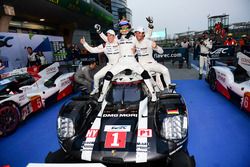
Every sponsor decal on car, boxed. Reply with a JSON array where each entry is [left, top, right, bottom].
[[104, 125, 131, 132], [85, 129, 99, 138], [46, 66, 57, 75], [217, 72, 226, 83], [240, 57, 250, 66], [105, 131, 127, 148], [137, 129, 152, 137], [102, 113, 137, 117]]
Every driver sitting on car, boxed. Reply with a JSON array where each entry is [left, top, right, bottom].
[[97, 19, 157, 102]]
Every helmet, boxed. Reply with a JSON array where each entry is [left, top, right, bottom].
[[227, 33, 233, 37], [118, 19, 131, 28]]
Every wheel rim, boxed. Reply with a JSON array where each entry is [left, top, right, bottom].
[[0, 105, 19, 135]]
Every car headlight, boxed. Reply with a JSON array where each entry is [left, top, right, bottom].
[[160, 115, 188, 140], [57, 117, 75, 139]]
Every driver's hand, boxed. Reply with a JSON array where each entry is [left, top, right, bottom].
[[146, 16, 153, 23], [94, 24, 102, 34], [80, 36, 86, 45]]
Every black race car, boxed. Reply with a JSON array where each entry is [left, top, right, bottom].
[[46, 72, 195, 167]]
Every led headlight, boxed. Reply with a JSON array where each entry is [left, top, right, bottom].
[[57, 117, 75, 138], [160, 115, 188, 140]]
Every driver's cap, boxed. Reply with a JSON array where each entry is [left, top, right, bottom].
[[135, 26, 145, 33], [106, 29, 115, 36]]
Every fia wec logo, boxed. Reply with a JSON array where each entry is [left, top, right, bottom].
[[210, 48, 229, 57], [0, 36, 13, 48]]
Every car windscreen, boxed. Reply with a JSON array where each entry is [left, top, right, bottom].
[[106, 83, 146, 104]]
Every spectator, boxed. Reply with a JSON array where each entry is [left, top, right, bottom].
[[239, 34, 248, 52], [26, 47, 39, 67], [199, 31, 212, 80], [224, 33, 237, 46], [181, 38, 191, 68], [74, 61, 97, 95], [36, 51, 47, 65]]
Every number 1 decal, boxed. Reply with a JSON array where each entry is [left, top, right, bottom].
[[105, 132, 126, 148]]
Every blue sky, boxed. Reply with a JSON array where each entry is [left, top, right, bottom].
[[127, 0, 250, 37]]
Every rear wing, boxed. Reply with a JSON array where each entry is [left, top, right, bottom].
[[0, 67, 27, 79], [237, 52, 250, 73]]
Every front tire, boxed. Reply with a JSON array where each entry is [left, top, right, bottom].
[[208, 68, 217, 91], [168, 150, 195, 167], [0, 102, 20, 136]]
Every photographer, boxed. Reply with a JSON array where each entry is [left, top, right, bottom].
[[199, 31, 212, 80]]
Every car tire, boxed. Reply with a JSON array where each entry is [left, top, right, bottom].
[[0, 102, 20, 136], [45, 148, 80, 163], [208, 68, 217, 91], [168, 150, 195, 167]]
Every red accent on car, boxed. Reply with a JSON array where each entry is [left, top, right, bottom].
[[242, 92, 250, 112], [57, 84, 73, 101], [30, 95, 43, 112], [216, 80, 230, 99]]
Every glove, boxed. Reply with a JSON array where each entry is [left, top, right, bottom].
[[146, 16, 153, 23], [146, 16, 154, 29], [94, 24, 102, 34]]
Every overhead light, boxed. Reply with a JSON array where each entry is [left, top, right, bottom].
[[40, 18, 45, 22]]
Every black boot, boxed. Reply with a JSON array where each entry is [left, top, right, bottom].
[[199, 74, 202, 80]]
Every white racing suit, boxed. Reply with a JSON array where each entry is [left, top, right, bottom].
[[199, 38, 212, 76], [82, 42, 120, 94], [98, 33, 157, 102], [135, 38, 171, 91]]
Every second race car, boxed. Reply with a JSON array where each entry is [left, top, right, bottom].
[[206, 51, 250, 112], [0, 62, 74, 136]]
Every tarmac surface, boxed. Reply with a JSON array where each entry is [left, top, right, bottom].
[[160, 60, 199, 80]]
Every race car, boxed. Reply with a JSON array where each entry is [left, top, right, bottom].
[[0, 62, 74, 136], [46, 70, 195, 167], [206, 51, 250, 112]]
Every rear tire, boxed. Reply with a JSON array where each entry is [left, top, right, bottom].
[[0, 102, 20, 136]]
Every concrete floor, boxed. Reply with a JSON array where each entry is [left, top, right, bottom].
[[161, 61, 199, 80]]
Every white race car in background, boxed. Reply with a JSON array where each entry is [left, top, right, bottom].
[[207, 51, 250, 113], [0, 62, 74, 136]]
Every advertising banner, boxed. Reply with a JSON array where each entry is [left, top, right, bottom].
[[153, 48, 188, 62], [0, 32, 65, 73]]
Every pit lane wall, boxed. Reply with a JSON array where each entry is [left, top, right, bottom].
[[0, 32, 66, 73]]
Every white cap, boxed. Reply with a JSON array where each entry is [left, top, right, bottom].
[[106, 29, 115, 36], [135, 26, 145, 33]]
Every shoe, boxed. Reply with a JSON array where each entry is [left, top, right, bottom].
[[90, 88, 99, 95], [151, 92, 157, 102], [98, 93, 105, 102], [199, 74, 202, 80]]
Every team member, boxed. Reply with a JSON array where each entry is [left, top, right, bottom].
[[74, 61, 97, 95], [80, 29, 120, 95], [134, 26, 171, 90], [97, 19, 157, 102], [224, 33, 237, 46], [199, 31, 213, 80]]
